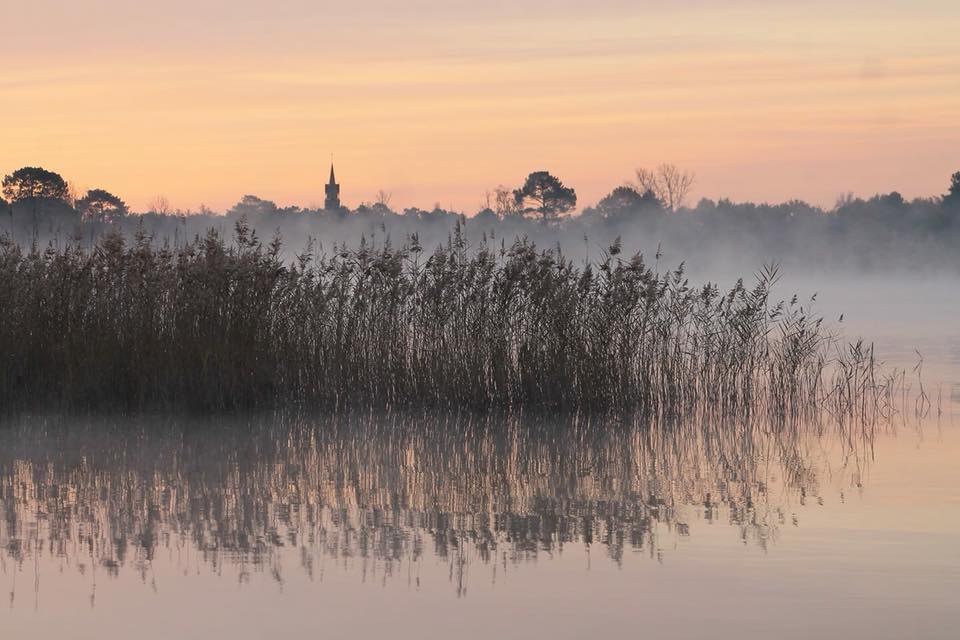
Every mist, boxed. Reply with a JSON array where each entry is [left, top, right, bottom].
[[3, 170, 959, 278]]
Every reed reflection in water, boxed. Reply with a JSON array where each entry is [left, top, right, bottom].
[[0, 411, 875, 603]]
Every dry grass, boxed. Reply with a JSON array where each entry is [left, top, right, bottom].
[[0, 220, 885, 414]]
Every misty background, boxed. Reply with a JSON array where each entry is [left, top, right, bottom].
[[3, 164, 958, 278]]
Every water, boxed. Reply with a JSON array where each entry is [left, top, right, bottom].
[[2, 301, 959, 639]]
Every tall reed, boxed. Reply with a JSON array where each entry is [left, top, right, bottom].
[[0, 221, 881, 413]]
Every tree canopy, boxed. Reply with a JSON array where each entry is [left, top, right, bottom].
[[2, 166, 69, 202], [596, 186, 663, 219], [943, 171, 960, 210], [229, 195, 280, 217], [513, 171, 577, 223], [77, 188, 128, 222]]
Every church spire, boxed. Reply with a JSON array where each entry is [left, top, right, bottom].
[[324, 163, 341, 210]]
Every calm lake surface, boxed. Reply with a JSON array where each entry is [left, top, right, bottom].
[[2, 288, 958, 639]]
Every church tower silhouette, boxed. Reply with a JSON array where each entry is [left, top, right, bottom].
[[324, 164, 341, 210]]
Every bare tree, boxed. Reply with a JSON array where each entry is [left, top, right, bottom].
[[375, 189, 393, 207], [635, 164, 695, 212], [66, 181, 83, 208], [147, 195, 171, 215], [493, 185, 522, 218], [834, 191, 856, 211]]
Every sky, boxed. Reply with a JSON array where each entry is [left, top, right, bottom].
[[2, 0, 958, 213]]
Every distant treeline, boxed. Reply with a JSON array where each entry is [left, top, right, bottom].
[[2, 165, 959, 274]]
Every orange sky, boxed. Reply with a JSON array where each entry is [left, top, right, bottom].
[[2, 1, 958, 213]]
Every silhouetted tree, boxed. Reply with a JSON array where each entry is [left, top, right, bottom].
[[356, 201, 394, 218], [2, 167, 69, 202], [596, 186, 663, 219], [147, 195, 172, 215], [880, 191, 905, 208], [943, 171, 960, 210], [375, 189, 393, 207], [473, 207, 499, 225], [229, 195, 279, 217], [635, 164, 695, 212], [77, 189, 128, 222], [513, 171, 577, 223], [492, 185, 522, 218]]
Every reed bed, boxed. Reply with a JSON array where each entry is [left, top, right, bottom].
[[0, 221, 883, 413]]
